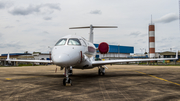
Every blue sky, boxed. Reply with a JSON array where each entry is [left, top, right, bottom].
[[0, 0, 179, 54]]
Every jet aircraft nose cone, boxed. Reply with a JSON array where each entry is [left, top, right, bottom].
[[52, 54, 70, 66]]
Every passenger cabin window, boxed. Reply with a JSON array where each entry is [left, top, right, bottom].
[[55, 38, 67, 46], [68, 38, 81, 45]]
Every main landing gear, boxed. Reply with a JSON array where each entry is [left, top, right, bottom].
[[63, 66, 73, 86], [98, 66, 105, 75]]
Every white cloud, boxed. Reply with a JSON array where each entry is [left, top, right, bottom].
[[43, 17, 52, 20], [8, 3, 60, 15], [42, 31, 49, 35], [0, 0, 179, 54], [4, 26, 14, 29], [0, 32, 3, 38], [0, 43, 22, 49], [128, 31, 146, 37], [0, 1, 12, 9], [0, 1, 6, 9], [154, 13, 179, 23], [90, 10, 102, 14], [129, 31, 141, 37]]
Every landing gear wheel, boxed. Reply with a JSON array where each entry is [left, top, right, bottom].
[[63, 78, 66, 86], [98, 69, 101, 75], [63, 78, 72, 86], [102, 68, 105, 75], [68, 78, 72, 86], [102, 72, 105, 75]]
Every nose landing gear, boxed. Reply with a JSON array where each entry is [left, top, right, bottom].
[[63, 66, 73, 86]]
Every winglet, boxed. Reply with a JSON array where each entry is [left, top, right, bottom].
[[176, 51, 178, 59], [6, 52, 10, 61]]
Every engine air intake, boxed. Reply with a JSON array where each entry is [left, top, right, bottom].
[[98, 42, 109, 54]]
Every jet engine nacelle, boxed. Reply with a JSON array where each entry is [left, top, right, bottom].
[[98, 42, 109, 54]]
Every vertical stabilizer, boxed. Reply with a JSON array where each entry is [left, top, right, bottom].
[[89, 25, 93, 43]]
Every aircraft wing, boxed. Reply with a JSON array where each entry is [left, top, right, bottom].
[[92, 51, 178, 66], [6, 59, 52, 63], [6, 53, 53, 63]]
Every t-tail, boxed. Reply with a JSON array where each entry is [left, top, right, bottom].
[[69, 25, 118, 43]]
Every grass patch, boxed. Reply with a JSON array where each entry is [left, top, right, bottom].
[[138, 62, 180, 66], [18, 64, 39, 66], [152, 64, 180, 66]]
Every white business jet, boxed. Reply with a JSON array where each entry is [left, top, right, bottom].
[[6, 25, 178, 86]]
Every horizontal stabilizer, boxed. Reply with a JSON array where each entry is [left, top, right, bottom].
[[69, 26, 117, 29], [69, 25, 118, 43], [93, 26, 118, 28]]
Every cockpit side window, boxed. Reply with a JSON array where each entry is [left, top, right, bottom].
[[79, 39, 87, 46], [68, 38, 81, 45], [55, 38, 67, 46]]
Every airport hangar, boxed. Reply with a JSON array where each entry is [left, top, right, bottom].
[[0, 44, 134, 66], [94, 44, 134, 60]]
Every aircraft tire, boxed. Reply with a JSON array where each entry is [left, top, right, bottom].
[[102, 68, 105, 75], [102, 72, 105, 75], [63, 78, 66, 86], [68, 78, 72, 85], [98, 69, 101, 75]]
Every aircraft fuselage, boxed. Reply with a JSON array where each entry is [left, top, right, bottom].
[[51, 35, 96, 69]]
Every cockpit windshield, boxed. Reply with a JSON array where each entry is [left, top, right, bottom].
[[68, 38, 81, 45], [55, 38, 67, 46]]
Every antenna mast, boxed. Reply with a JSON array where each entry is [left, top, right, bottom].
[[151, 15, 153, 24]]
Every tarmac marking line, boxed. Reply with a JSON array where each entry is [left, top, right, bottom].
[[6, 78, 12, 80], [135, 71, 180, 86], [5, 76, 44, 81]]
